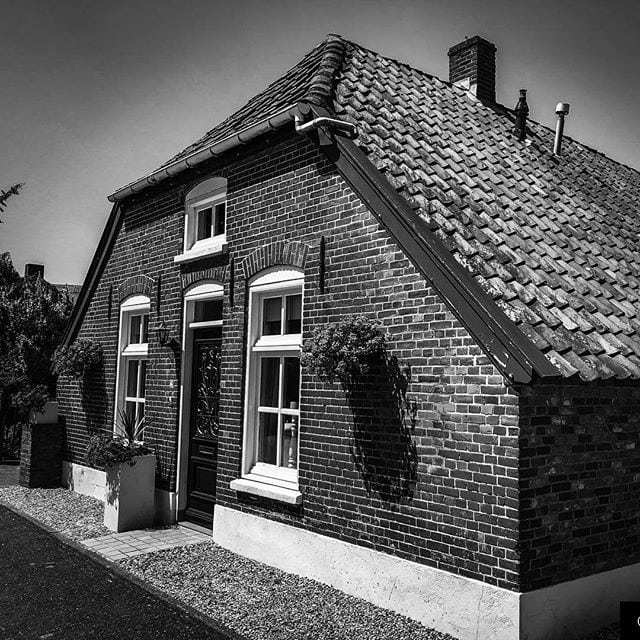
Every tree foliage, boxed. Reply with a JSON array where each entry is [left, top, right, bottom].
[[0, 252, 73, 422], [0, 183, 24, 223], [53, 338, 103, 378]]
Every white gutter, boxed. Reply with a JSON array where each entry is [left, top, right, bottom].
[[108, 103, 299, 202]]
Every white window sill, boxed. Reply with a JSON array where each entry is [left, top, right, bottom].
[[122, 344, 148, 356], [230, 478, 302, 505], [174, 240, 227, 264]]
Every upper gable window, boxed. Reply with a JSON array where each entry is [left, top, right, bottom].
[[174, 177, 227, 264]]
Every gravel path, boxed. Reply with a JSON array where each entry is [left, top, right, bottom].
[[0, 483, 622, 640], [0, 486, 109, 540], [121, 543, 457, 640]]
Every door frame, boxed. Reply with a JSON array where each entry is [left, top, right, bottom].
[[175, 280, 224, 522]]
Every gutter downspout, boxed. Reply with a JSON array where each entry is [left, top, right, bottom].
[[108, 103, 299, 202], [294, 114, 357, 137]]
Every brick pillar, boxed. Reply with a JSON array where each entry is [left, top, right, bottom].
[[448, 36, 497, 104], [19, 423, 63, 488]]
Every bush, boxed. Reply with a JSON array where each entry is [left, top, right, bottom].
[[53, 339, 103, 378], [85, 410, 152, 469], [85, 435, 152, 469], [11, 384, 48, 416], [301, 316, 386, 384]]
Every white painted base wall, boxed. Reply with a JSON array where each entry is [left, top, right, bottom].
[[62, 460, 105, 501], [213, 505, 640, 640], [61, 460, 177, 525]]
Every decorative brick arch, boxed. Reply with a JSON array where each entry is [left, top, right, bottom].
[[117, 275, 155, 302], [241, 241, 309, 281], [181, 265, 228, 290]]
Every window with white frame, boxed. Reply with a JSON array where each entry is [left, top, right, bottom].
[[115, 295, 150, 428], [174, 177, 227, 264], [235, 268, 303, 498]]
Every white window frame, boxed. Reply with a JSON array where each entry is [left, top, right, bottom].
[[114, 295, 150, 435], [231, 268, 303, 505], [174, 177, 227, 264]]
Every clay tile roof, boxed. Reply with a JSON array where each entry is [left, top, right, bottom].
[[159, 35, 640, 382], [160, 34, 346, 168]]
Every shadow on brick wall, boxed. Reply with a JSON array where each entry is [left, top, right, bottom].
[[80, 362, 108, 434], [346, 355, 418, 503]]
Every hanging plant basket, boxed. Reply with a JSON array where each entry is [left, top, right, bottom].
[[301, 316, 386, 385], [52, 338, 103, 378]]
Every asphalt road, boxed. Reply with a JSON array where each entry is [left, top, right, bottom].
[[0, 504, 240, 640]]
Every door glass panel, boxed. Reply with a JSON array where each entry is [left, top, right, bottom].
[[259, 358, 279, 407], [285, 295, 302, 334], [197, 207, 213, 240], [126, 360, 139, 397], [262, 297, 281, 335], [282, 357, 300, 409], [194, 342, 221, 437], [257, 412, 278, 464], [194, 299, 223, 323]]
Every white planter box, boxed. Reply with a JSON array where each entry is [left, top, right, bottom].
[[104, 454, 155, 532]]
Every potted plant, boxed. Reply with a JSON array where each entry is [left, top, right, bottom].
[[86, 409, 155, 532], [301, 315, 387, 385]]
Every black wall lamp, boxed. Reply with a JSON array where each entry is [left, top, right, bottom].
[[155, 320, 171, 347]]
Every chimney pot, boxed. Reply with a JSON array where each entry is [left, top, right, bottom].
[[514, 89, 529, 141], [448, 36, 497, 104], [24, 263, 44, 279]]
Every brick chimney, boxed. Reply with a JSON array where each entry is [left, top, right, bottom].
[[24, 263, 44, 279], [448, 36, 497, 104]]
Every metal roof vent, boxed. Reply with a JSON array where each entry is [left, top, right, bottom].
[[554, 102, 570, 156]]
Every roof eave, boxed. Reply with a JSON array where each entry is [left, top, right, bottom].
[[107, 104, 299, 203]]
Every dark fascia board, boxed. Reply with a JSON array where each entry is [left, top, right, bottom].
[[61, 202, 122, 346], [304, 103, 560, 384]]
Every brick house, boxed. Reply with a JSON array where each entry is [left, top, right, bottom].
[[57, 35, 640, 640]]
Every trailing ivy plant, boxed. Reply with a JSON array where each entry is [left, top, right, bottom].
[[53, 338, 103, 378], [301, 316, 387, 385]]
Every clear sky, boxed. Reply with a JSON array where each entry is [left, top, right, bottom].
[[1, 0, 639, 284]]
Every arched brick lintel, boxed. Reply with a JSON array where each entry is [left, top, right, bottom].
[[242, 241, 309, 281], [117, 275, 155, 302], [181, 265, 228, 290]]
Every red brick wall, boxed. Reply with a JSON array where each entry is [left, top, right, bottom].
[[518, 383, 640, 591], [217, 133, 521, 589], [57, 184, 195, 492], [58, 130, 521, 588]]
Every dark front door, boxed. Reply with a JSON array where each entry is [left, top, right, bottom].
[[185, 328, 221, 528]]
